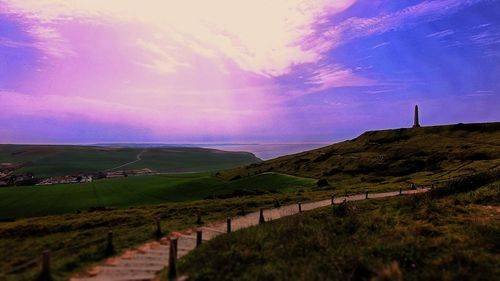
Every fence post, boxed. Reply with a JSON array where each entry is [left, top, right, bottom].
[[298, 202, 302, 213], [106, 231, 115, 256], [196, 210, 203, 225], [431, 184, 434, 190], [226, 218, 231, 233], [259, 208, 265, 224], [399, 187, 402, 195], [155, 217, 162, 238], [331, 195, 335, 205], [168, 238, 178, 280], [36, 250, 52, 281], [196, 230, 202, 247], [274, 199, 281, 208], [365, 191, 369, 199]]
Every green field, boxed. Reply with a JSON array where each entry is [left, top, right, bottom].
[[0, 145, 261, 177], [124, 147, 261, 173], [0, 173, 315, 218]]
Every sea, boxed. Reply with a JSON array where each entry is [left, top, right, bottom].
[[95, 143, 330, 160], [199, 143, 328, 160]]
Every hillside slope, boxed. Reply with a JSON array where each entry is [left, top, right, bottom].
[[0, 145, 261, 177], [180, 173, 500, 281], [221, 122, 500, 188]]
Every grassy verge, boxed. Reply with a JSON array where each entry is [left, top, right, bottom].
[[179, 176, 500, 280]]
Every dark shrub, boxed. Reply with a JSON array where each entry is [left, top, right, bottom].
[[386, 159, 426, 176], [334, 201, 354, 217], [313, 150, 336, 162], [425, 154, 447, 171], [293, 158, 310, 164], [450, 123, 483, 132], [317, 178, 329, 187], [366, 176, 385, 183], [229, 175, 242, 181], [463, 152, 491, 160]]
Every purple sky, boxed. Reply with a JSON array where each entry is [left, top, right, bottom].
[[0, 0, 499, 144]]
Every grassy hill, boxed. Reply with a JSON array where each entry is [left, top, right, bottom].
[[0, 145, 261, 177], [0, 172, 315, 219], [221, 122, 500, 190], [2, 122, 499, 280], [179, 172, 500, 281]]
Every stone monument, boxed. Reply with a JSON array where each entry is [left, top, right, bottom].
[[413, 105, 421, 128]]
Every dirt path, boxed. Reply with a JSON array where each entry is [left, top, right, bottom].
[[106, 150, 146, 172], [71, 188, 429, 281]]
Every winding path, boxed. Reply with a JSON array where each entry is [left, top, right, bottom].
[[71, 188, 429, 281], [106, 150, 146, 172]]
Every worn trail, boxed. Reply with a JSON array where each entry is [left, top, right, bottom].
[[106, 150, 146, 172], [71, 188, 428, 281]]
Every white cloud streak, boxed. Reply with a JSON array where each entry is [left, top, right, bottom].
[[2, 0, 356, 76]]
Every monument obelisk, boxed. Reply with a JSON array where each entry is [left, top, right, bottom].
[[413, 105, 421, 128]]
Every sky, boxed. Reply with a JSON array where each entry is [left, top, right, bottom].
[[0, 0, 499, 144]]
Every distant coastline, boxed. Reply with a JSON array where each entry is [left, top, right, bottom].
[[94, 143, 330, 160], [201, 143, 328, 160]]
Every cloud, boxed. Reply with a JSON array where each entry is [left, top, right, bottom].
[[27, 25, 74, 57], [0, 37, 34, 48], [371, 42, 390, 49], [309, 0, 485, 53], [2, 0, 356, 76], [309, 66, 377, 91], [466, 90, 496, 97], [0, 87, 283, 138], [136, 40, 190, 74], [426, 29, 455, 38], [284, 64, 379, 97], [0, 0, 364, 140], [2, 0, 496, 143], [469, 30, 500, 46], [363, 89, 395, 95], [473, 23, 491, 29], [284, 0, 488, 96]]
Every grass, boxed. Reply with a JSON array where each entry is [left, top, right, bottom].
[[125, 148, 261, 173], [2, 123, 499, 280], [221, 122, 500, 191], [0, 145, 261, 177], [179, 174, 500, 281], [0, 172, 316, 219], [0, 187, 332, 281], [0, 146, 138, 177]]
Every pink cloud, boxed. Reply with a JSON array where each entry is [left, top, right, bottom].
[[309, 66, 377, 90], [0, 0, 361, 141], [3, 0, 356, 76], [0, 85, 284, 138]]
